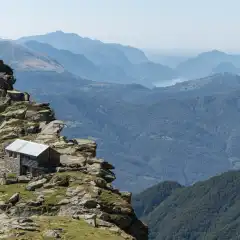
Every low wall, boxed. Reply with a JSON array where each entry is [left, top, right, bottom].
[[3, 155, 20, 175]]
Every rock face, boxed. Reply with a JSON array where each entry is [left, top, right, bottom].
[[0, 61, 148, 240]]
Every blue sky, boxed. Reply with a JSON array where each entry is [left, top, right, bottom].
[[1, 0, 240, 51]]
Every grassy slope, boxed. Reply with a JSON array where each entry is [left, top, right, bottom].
[[146, 170, 240, 240], [132, 181, 182, 218], [8, 216, 124, 240]]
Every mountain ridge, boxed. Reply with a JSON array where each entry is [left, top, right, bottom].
[[17, 31, 177, 87], [133, 170, 240, 240]]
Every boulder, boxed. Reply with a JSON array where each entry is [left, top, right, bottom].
[[0, 201, 11, 211], [25, 109, 55, 122], [87, 164, 116, 183], [26, 125, 39, 134], [2, 108, 26, 119], [43, 229, 62, 238], [60, 154, 86, 168], [74, 139, 97, 157], [39, 120, 65, 136], [66, 186, 86, 198], [109, 214, 133, 230], [18, 175, 31, 183], [120, 191, 132, 204], [8, 193, 19, 205], [83, 214, 97, 227], [87, 158, 114, 170], [6, 90, 26, 101], [57, 198, 70, 205], [80, 199, 98, 209], [0, 71, 14, 91], [26, 178, 47, 191], [92, 178, 108, 188], [49, 174, 69, 187]]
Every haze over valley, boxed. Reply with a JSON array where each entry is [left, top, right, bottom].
[[2, 1, 240, 238]]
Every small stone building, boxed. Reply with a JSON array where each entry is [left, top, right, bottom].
[[4, 139, 60, 176]]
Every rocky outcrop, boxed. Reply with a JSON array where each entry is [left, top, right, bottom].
[[0, 62, 148, 240]]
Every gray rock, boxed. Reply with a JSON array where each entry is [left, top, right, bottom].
[[18, 218, 34, 223], [66, 186, 86, 197], [92, 178, 107, 188], [26, 125, 39, 134], [37, 195, 45, 202], [60, 154, 86, 168], [6, 90, 26, 101], [80, 199, 98, 209], [13, 225, 38, 231], [17, 175, 31, 183], [27, 200, 42, 207], [49, 174, 69, 187], [120, 191, 132, 203], [26, 178, 47, 191], [43, 183, 56, 189], [57, 198, 70, 205], [56, 167, 87, 173], [8, 193, 19, 205], [87, 158, 114, 170], [74, 139, 97, 157], [97, 219, 114, 227], [43, 229, 62, 238], [84, 214, 97, 227], [0, 200, 11, 211]]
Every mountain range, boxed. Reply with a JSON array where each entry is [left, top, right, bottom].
[[13, 69, 240, 193], [132, 170, 240, 240], [2, 31, 240, 86], [2, 31, 240, 193], [4, 30, 240, 239], [0, 40, 63, 72], [176, 50, 240, 79], [17, 31, 177, 87]]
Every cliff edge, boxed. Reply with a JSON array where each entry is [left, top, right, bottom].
[[0, 61, 148, 240]]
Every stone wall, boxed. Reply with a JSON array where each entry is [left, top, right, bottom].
[[3, 154, 20, 175]]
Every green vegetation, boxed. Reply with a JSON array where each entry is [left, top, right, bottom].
[[100, 189, 126, 206], [0, 183, 65, 205], [43, 187, 66, 205], [136, 170, 240, 240], [132, 181, 182, 218], [6, 173, 17, 178], [57, 171, 96, 184], [9, 216, 125, 240], [0, 183, 34, 202]]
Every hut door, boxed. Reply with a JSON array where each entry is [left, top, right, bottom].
[[21, 165, 28, 175]]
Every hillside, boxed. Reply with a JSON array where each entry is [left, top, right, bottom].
[[13, 71, 240, 193], [17, 31, 177, 87], [0, 40, 64, 72], [132, 181, 182, 218], [212, 62, 240, 74], [134, 170, 240, 240], [18, 31, 148, 65], [0, 62, 148, 240], [176, 50, 240, 79]]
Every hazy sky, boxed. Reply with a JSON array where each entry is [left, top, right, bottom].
[[1, 0, 240, 51]]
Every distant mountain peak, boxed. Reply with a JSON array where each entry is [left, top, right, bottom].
[[198, 49, 227, 58]]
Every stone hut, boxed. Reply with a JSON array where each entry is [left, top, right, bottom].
[[4, 139, 60, 176]]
